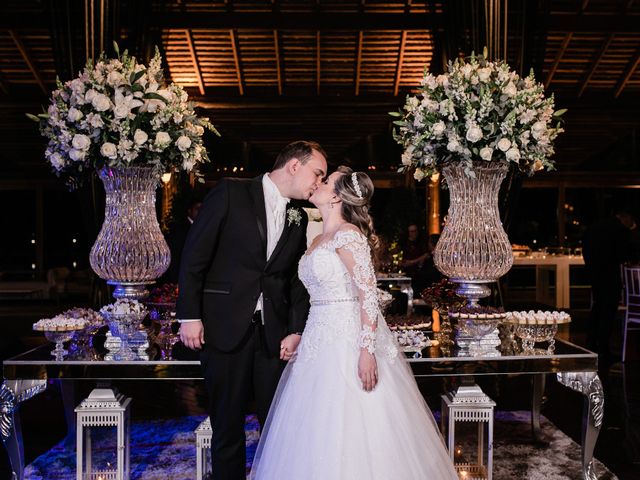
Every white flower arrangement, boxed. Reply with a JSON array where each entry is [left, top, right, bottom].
[[99, 298, 148, 317], [392, 50, 565, 179], [28, 42, 219, 189]]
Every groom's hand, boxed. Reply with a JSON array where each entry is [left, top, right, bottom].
[[179, 321, 205, 350], [280, 334, 302, 361]]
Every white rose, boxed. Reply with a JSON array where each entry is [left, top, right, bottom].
[[69, 79, 85, 95], [505, 147, 521, 162], [531, 121, 547, 140], [477, 68, 491, 82], [413, 168, 426, 181], [497, 138, 511, 151], [194, 125, 205, 136], [72, 134, 91, 151], [92, 94, 111, 112], [176, 135, 192, 152], [100, 142, 118, 159], [461, 64, 473, 78], [133, 129, 148, 145], [67, 107, 83, 122], [479, 147, 493, 161], [432, 121, 446, 136], [155, 132, 171, 147], [68, 149, 86, 162], [504, 81, 517, 97], [84, 89, 97, 103], [106, 71, 124, 87], [86, 113, 104, 128], [113, 104, 130, 119], [447, 139, 460, 152], [48, 152, 65, 170], [465, 125, 483, 143]]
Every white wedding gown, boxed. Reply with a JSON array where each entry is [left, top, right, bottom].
[[249, 229, 458, 480]]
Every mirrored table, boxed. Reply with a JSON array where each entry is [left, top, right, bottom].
[[1, 338, 602, 480]]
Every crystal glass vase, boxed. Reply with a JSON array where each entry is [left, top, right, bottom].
[[102, 312, 148, 361], [434, 163, 513, 305], [89, 167, 171, 300]]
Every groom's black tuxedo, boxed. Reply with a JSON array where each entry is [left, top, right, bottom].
[[176, 175, 310, 480], [177, 175, 309, 354]]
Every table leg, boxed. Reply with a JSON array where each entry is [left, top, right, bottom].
[[557, 262, 570, 309], [0, 380, 48, 480], [557, 372, 604, 480], [531, 374, 545, 441], [535, 265, 556, 306], [59, 380, 75, 445]]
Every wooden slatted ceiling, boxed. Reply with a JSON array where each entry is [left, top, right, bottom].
[[550, 0, 640, 14], [0, 29, 56, 89], [161, 28, 433, 95], [543, 32, 640, 92]]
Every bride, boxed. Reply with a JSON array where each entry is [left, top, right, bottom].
[[249, 166, 458, 479]]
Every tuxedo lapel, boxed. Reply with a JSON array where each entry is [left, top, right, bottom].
[[266, 207, 295, 269], [249, 176, 267, 258]]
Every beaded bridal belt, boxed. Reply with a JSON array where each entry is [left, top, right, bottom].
[[310, 297, 359, 306]]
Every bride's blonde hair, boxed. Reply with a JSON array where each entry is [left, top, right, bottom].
[[333, 166, 380, 252]]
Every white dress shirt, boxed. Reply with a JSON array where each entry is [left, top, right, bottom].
[[256, 173, 290, 315]]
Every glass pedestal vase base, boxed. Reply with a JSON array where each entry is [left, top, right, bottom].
[[451, 280, 492, 307], [455, 328, 501, 357], [44, 331, 76, 361], [108, 281, 155, 301]]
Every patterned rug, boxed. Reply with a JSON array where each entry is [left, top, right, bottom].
[[24, 411, 616, 479]]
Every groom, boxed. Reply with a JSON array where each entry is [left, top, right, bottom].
[[177, 140, 327, 480]]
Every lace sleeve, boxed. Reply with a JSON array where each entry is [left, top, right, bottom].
[[334, 229, 381, 354]]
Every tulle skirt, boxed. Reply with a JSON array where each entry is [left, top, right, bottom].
[[249, 330, 458, 480]]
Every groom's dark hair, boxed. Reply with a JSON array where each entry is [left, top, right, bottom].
[[272, 140, 326, 170]]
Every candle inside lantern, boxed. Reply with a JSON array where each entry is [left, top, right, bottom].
[[432, 309, 440, 332]]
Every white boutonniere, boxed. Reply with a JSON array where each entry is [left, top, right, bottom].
[[287, 208, 303, 227]]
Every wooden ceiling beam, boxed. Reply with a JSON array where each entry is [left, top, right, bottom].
[[184, 29, 205, 95], [355, 31, 364, 96], [229, 29, 245, 96], [8, 30, 47, 95], [614, 46, 640, 98], [577, 33, 614, 97], [393, 31, 408, 96], [545, 33, 572, 89], [274, 31, 283, 96], [148, 12, 438, 30]]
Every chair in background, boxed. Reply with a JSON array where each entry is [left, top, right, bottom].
[[622, 265, 640, 362]]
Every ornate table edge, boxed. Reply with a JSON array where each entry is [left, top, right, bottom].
[[1, 379, 47, 442]]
